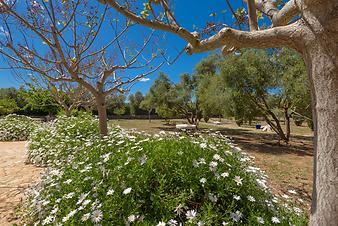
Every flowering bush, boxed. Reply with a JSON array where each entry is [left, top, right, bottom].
[[24, 116, 307, 225], [26, 113, 99, 165], [0, 114, 38, 141]]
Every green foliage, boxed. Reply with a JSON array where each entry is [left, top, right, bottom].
[[0, 98, 19, 115], [0, 114, 38, 141], [20, 86, 60, 115], [277, 48, 312, 121], [129, 91, 145, 116], [106, 94, 127, 116], [24, 118, 307, 225]]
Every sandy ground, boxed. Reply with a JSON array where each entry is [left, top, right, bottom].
[[0, 142, 43, 226]]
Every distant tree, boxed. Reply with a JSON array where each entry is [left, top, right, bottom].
[[128, 91, 144, 116], [0, 98, 19, 115], [140, 94, 155, 122], [19, 86, 60, 116], [146, 73, 176, 122], [277, 48, 312, 129], [106, 93, 126, 117], [194, 55, 224, 121], [220, 50, 291, 142]]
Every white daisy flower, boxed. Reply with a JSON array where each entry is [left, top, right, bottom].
[[272, 217, 280, 224], [199, 178, 207, 184], [247, 195, 256, 202], [91, 210, 103, 223], [168, 219, 178, 226], [221, 172, 229, 178], [233, 195, 241, 201], [186, 210, 197, 221], [107, 189, 115, 196], [230, 211, 243, 222], [128, 214, 137, 222], [257, 217, 265, 224], [156, 221, 166, 226], [234, 176, 243, 186], [123, 187, 132, 195], [208, 193, 218, 203], [81, 213, 91, 222]]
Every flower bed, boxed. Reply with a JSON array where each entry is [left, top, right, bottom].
[[24, 116, 307, 225], [0, 114, 38, 141]]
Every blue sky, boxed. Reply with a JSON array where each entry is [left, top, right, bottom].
[[0, 0, 245, 95]]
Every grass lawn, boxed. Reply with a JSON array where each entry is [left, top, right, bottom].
[[110, 118, 314, 213]]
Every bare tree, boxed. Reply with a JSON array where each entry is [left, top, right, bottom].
[[97, 0, 338, 224], [0, 0, 163, 136]]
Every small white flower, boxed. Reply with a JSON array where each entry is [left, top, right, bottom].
[[174, 204, 185, 215], [200, 178, 207, 184], [186, 209, 197, 221], [247, 195, 256, 202], [193, 160, 199, 168], [230, 211, 243, 222], [128, 214, 137, 222], [272, 217, 280, 224], [64, 192, 75, 199], [139, 155, 147, 165], [168, 219, 178, 226], [234, 176, 243, 186], [123, 187, 132, 195], [209, 161, 218, 171], [42, 215, 54, 225], [64, 179, 72, 184], [107, 189, 114, 196], [208, 193, 218, 203], [91, 210, 103, 223], [200, 143, 207, 149], [81, 213, 91, 222], [156, 221, 166, 226], [222, 222, 229, 225], [257, 217, 265, 224], [197, 221, 204, 226], [233, 195, 241, 201], [221, 172, 229, 178]]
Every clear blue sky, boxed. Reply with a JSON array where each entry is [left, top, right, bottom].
[[0, 1, 245, 95]]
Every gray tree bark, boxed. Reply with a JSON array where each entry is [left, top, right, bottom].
[[96, 95, 109, 137]]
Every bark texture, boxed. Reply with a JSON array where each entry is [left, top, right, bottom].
[[96, 95, 109, 137], [299, 1, 338, 225]]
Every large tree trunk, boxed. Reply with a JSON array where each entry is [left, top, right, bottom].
[[96, 95, 108, 137], [306, 30, 338, 225]]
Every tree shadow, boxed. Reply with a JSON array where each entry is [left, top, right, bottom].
[[155, 124, 314, 157]]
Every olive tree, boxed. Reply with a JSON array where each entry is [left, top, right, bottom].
[[98, 0, 338, 224]]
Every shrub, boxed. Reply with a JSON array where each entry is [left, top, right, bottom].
[[24, 117, 307, 225], [26, 112, 99, 166], [0, 114, 38, 141]]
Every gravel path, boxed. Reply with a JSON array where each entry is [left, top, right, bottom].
[[0, 141, 43, 226]]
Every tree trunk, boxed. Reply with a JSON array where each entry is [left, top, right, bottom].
[[148, 110, 151, 123], [307, 39, 338, 225], [96, 95, 108, 137], [284, 107, 290, 142]]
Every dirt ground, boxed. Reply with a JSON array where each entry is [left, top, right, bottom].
[[0, 142, 43, 226]]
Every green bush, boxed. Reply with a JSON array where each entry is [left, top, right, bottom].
[[24, 116, 307, 225], [27, 112, 99, 166], [0, 114, 38, 141]]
